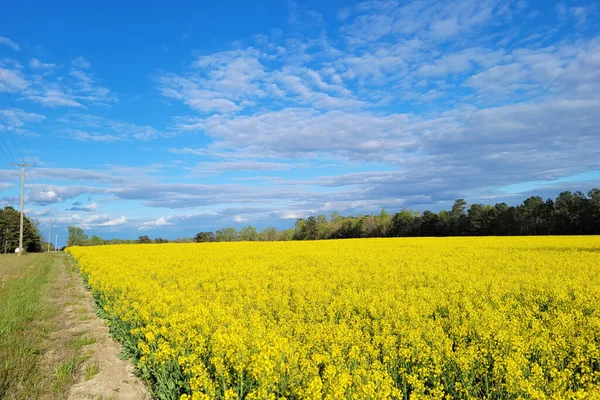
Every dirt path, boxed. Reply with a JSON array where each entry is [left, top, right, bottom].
[[43, 253, 151, 400]]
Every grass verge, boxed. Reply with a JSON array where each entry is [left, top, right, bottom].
[[52, 352, 92, 392], [0, 254, 56, 399]]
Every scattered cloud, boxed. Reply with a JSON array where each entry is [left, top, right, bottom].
[[24, 92, 85, 108], [71, 56, 91, 69], [59, 113, 169, 141], [1, 58, 117, 108], [95, 215, 127, 227], [187, 160, 294, 175], [29, 185, 107, 206], [0, 68, 29, 91], [67, 202, 98, 212], [0, 109, 45, 133], [0, 36, 20, 51], [0, 0, 598, 238], [137, 217, 171, 231], [29, 58, 56, 69]]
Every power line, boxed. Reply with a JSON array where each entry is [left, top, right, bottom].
[[0, 120, 18, 163], [0, 70, 29, 162], [0, 107, 24, 184], [0, 135, 25, 191], [0, 69, 50, 197], [0, 138, 12, 164], [24, 175, 44, 205], [0, 112, 24, 162]]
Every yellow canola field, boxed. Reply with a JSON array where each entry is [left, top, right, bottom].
[[68, 237, 600, 399]]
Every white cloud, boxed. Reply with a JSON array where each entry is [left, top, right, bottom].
[[188, 160, 294, 174], [138, 217, 171, 231], [31, 190, 60, 204], [37, 167, 125, 183], [52, 214, 129, 230], [0, 109, 45, 132], [29, 185, 107, 206], [59, 114, 169, 141], [158, 46, 364, 114], [279, 211, 309, 219], [1, 0, 598, 232], [466, 63, 529, 92], [25, 92, 85, 108], [11, 57, 116, 108], [95, 216, 127, 227], [0, 36, 20, 51], [68, 202, 98, 212], [184, 108, 413, 161], [71, 56, 91, 69], [69, 130, 124, 142], [29, 58, 56, 69], [429, 17, 460, 38], [0, 68, 29, 91]]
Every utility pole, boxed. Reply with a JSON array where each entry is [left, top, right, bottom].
[[55, 234, 59, 252], [10, 161, 36, 256], [47, 219, 52, 253]]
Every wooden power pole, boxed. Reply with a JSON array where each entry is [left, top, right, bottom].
[[10, 161, 36, 256]]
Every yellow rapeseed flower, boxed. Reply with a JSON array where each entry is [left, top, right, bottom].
[[67, 237, 600, 398]]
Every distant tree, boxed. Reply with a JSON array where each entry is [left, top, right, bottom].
[[553, 191, 588, 234], [293, 219, 306, 240], [437, 210, 452, 236], [451, 199, 467, 218], [40, 241, 55, 251], [338, 217, 360, 239], [194, 232, 215, 242], [88, 235, 105, 246], [282, 228, 295, 241], [260, 226, 279, 241], [360, 216, 378, 238], [522, 196, 545, 235], [390, 210, 418, 237], [316, 215, 330, 239], [540, 199, 555, 234], [330, 212, 343, 223], [154, 237, 170, 244], [55, 187, 600, 246], [67, 226, 88, 247], [302, 216, 318, 240], [589, 188, 600, 234], [173, 237, 195, 243], [450, 199, 468, 235], [468, 204, 494, 235], [216, 228, 239, 242], [239, 225, 259, 241], [137, 235, 152, 244], [377, 209, 392, 237], [421, 210, 441, 236]]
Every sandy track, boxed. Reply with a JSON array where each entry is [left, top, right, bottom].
[[43, 254, 151, 399]]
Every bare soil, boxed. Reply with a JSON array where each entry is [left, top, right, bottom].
[[42, 253, 151, 399]]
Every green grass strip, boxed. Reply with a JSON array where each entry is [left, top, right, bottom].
[[0, 255, 55, 399]]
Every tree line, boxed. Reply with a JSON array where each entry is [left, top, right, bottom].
[[0, 206, 43, 253], [67, 189, 600, 246]]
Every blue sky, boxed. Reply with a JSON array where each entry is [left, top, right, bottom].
[[0, 0, 599, 244]]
